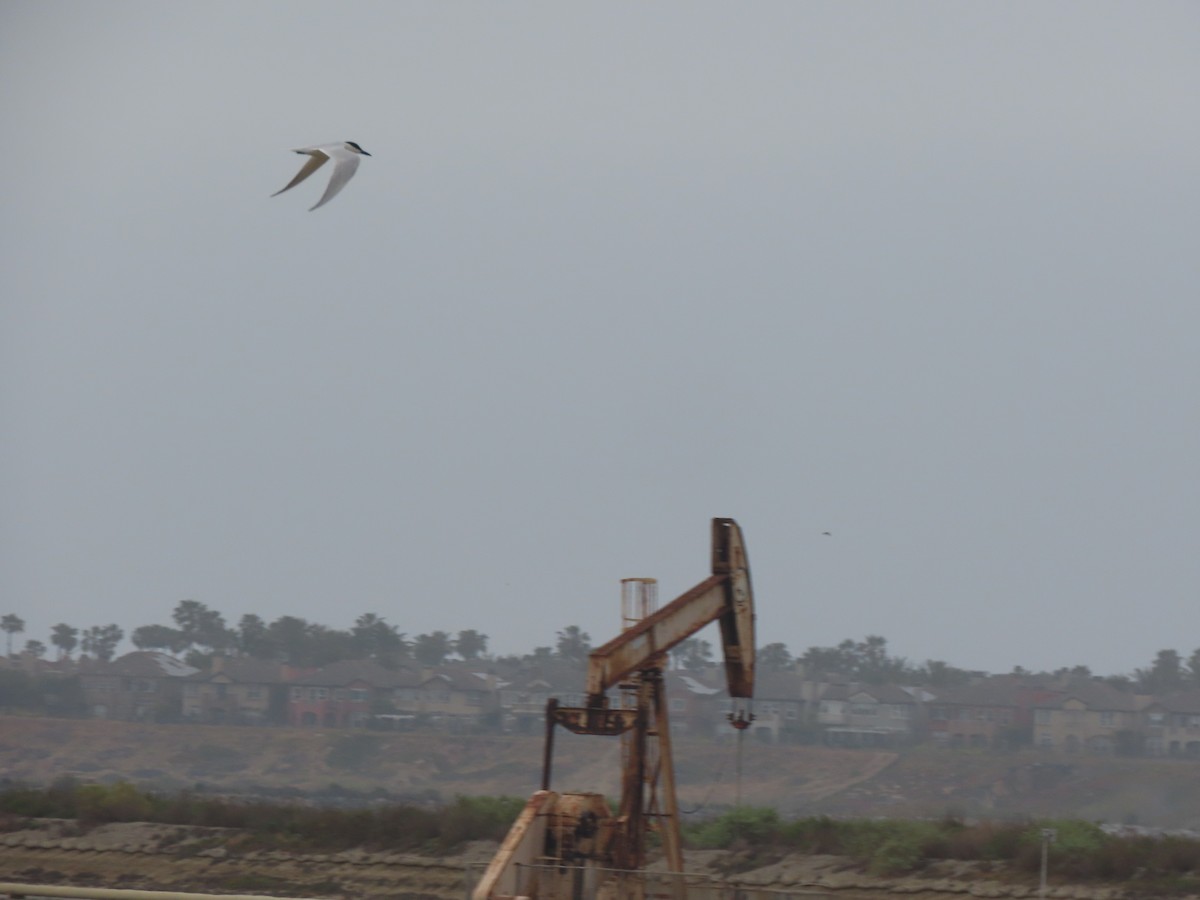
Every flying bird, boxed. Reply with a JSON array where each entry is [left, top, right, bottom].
[[272, 141, 371, 211]]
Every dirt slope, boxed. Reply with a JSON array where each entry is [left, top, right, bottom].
[[0, 717, 891, 809]]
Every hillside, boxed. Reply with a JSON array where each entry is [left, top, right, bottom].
[[3, 716, 1200, 828]]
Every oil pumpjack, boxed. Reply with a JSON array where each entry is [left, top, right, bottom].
[[472, 518, 756, 900]]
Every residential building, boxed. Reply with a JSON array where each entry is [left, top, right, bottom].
[[745, 670, 808, 743], [182, 657, 300, 725], [496, 661, 586, 733], [287, 659, 400, 728], [817, 682, 918, 746], [1032, 680, 1150, 754], [389, 665, 498, 732], [928, 677, 1063, 748], [78, 651, 197, 721], [663, 669, 727, 737], [1142, 690, 1200, 757]]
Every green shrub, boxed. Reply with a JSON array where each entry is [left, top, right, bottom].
[[76, 782, 153, 824], [869, 833, 925, 875], [838, 819, 903, 862], [686, 806, 782, 848], [779, 815, 843, 854], [974, 821, 1028, 861], [436, 795, 526, 848], [1019, 820, 1108, 878]]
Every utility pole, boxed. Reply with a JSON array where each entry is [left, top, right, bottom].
[[1039, 828, 1057, 899]]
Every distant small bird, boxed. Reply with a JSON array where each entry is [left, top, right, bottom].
[[822, 531, 832, 536], [272, 141, 371, 211]]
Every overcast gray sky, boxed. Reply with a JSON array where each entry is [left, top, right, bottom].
[[3, 2, 1198, 676]]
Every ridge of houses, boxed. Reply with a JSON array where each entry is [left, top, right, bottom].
[[7, 651, 1200, 758]]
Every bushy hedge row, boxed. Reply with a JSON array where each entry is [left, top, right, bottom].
[[0, 778, 523, 852], [683, 807, 1200, 890]]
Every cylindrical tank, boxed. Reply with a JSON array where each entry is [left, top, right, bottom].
[[620, 578, 658, 632]]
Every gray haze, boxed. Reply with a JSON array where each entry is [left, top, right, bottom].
[[3, 2, 1198, 675]]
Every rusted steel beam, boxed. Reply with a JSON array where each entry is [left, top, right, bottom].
[[582, 519, 755, 703], [584, 574, 728, 699], [468, 791, 557, 900], [551, 703, 640, 736]]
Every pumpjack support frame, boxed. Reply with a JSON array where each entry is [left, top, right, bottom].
[[472, 520, 753, 900], [472, 519, 756, 899]]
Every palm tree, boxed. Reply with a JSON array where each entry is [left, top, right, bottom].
[[413, 631, 452, 666], [1188, 648, 1200, 687], [172, 600, 233, 652], [352, 613, 405, 658], [1136, 649, 1185, 694], [555, 625, 592, 664], [758, 641, 793, 673], [674, 637, 713, 672], [267, 616, 312, 663], [50, 623, 79, 659], [454, 629, 488, 660], [81, 624, 124, 662], [1, 614, 25, 657], [131, 624, 189, 653], [236, 614, 275, 658]]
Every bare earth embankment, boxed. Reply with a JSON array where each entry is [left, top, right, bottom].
[[0, 819, 1176, 900]]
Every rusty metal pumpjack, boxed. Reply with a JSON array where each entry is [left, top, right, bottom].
[[472, 518, 756, 900]]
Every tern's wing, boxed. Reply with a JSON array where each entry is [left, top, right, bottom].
[[308, 151, 362, 211], [271, 150, 330, 197]]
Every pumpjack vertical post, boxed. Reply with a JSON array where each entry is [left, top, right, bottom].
[[615, 686, 649, 873], [649, 671, 684, 877], [542, 698, 558, 791]]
